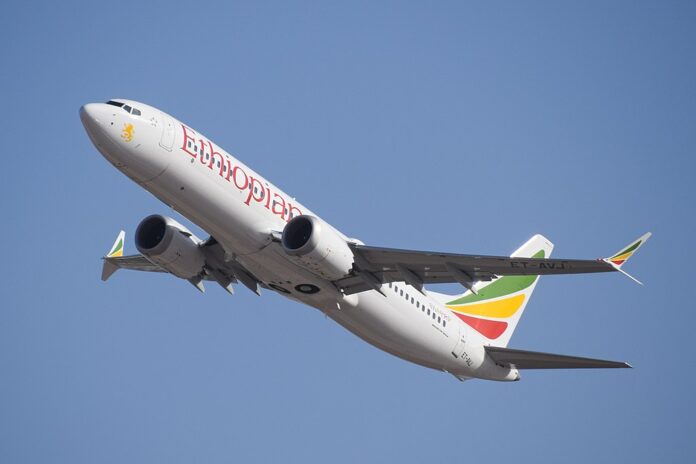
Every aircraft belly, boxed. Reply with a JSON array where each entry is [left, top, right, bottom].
[[325, 291, 462, 372], [327, 310, 447, 371], [224, 244, 463, 372]]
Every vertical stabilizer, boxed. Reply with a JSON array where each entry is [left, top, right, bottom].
[[445, 235, 554, 347]]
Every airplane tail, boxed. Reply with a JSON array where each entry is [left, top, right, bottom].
[[445, 234, 554, 348]]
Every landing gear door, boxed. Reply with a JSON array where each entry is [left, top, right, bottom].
[[159, 113, 176, 151]]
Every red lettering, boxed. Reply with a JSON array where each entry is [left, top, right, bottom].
[[198, 138, 208, 165], [181, 125, 198, 158], [223, 158, 233, 182], [231, 166, 248, 190], [272, 193, 286, 219], [180, 124, 301, 221], [264, 185, 272, 209], [288, 204, 302, 220], [245, 177, 264, 205], [207, 141, 225, 177]]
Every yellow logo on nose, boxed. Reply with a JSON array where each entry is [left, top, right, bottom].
[[121, 123, 134, 142]]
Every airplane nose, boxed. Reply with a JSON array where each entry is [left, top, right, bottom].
[[79, 103, 101, 129], [80, 103, 113, 144]]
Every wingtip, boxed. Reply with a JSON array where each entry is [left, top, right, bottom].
[[105, 230, 126, 258], [604, 232, 652, 281], [636, 231, 652, 246]]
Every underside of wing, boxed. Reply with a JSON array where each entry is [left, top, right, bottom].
[[99, 230, 262, 295], [334, 233, 650, 295], [335, 243, 614, 295], [485, 346, 631, 369], [101, 255, 165, 281], [354, 244, 615, 277]]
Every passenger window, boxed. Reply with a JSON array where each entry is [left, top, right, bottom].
[[411, 297, 414, 304], [437, 316, 441, 323], [443, 321, 446, 327], [427, 309, 430, 315], [400, 290, 403, 297]]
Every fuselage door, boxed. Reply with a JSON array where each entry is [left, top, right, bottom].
[[159, 113, 176, 151], [451, 335, 466, 358]]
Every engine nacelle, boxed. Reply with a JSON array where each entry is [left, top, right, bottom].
[[135, 214, 206, 280], [281, 215, 354, 281]]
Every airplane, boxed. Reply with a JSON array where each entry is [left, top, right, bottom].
[[80, 99, 651, 382]]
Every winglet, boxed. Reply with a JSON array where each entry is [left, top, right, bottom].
[[603, 232, 652, 285], [101, 230, 126, 281], [106, 230, 126, 258]]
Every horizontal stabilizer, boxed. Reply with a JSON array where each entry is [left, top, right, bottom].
[[485, 346, 631, 369]]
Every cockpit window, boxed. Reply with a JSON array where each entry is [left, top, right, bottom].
[[106, 100, 142, 116]]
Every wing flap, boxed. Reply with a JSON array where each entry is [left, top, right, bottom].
[[485, 346, 631, 369]]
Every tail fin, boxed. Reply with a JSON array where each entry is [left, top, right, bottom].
[[445, 234, 554, 347]]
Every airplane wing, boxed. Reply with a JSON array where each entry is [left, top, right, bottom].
[[485, 346, 631, 369], [99, 231, 262, 294], [335, 233, 651, 295], [100, 231, 165, 281], [102, 254, 165, 279]]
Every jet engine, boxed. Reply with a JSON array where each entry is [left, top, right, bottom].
[[281, 215, 354, 281], [135, 214, 206, 280]]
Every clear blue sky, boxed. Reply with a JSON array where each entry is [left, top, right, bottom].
[[1, 1, 694, 462]]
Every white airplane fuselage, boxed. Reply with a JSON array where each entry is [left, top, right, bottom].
[[80, 99, 519, 382]]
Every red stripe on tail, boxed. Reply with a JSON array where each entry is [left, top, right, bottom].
[[454, 313, 508, 339]]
